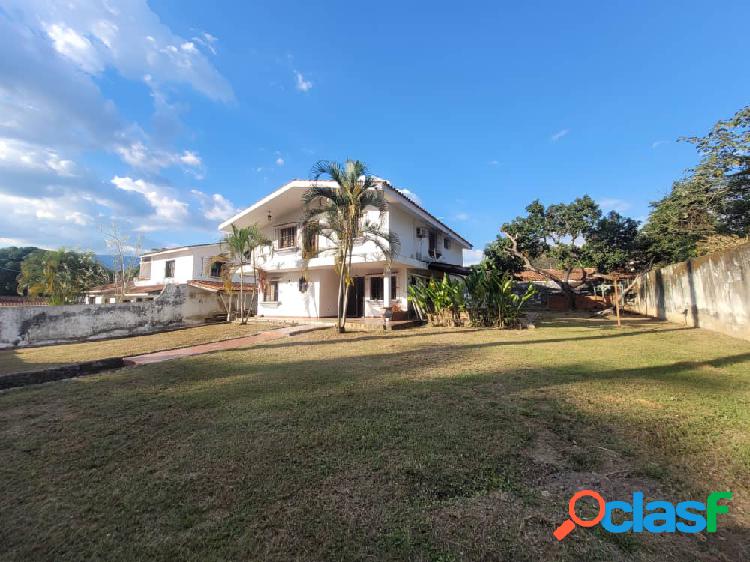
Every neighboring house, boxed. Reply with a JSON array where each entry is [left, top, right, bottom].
[[515, 267, 597, 292], [86, 243, 253, 320], [134, 243, 242, 288], [219, 178, 472, 319]]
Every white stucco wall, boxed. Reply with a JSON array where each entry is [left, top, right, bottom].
[[137, 243, 229, 286], [0, 284, 228, 349], [388, 205, 465, 266]]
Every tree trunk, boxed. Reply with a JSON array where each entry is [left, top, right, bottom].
[[336, 269, 346, 333], [563, 267, 576, 310], [503, 231, 580, 311], [239, 262, 245, 324]]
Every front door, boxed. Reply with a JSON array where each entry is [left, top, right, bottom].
[[345, 276, 365, 317]]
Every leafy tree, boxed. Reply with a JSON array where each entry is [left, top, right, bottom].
[[500, 196, 601, 308], [302, 159, 399, 332], [17, 249, 111, 305], [0, 246, 38, 295], [682, 105, 750, 236], [643, 105, 750, 264], [584, 211, 641, 272], [481, 237, 524, 273]]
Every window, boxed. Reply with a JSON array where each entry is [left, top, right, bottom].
[[443, 237, 451, 250], [428, 230, 436, 256], [278, 226, 297, 249], [264, 280, 279, 302], [210, 261, 223, 278], [370, 276, 397, 301], [139, 256, 151, 280], [370, 277, 383, 300], [165, 259, 175, 278]]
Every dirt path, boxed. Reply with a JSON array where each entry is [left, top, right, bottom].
[[123, 324, 325, 365]]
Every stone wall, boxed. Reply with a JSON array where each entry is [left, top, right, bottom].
[[0, 284, 225, 348], [626, 243, 750, 341]]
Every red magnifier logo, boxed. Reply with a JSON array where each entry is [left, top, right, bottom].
[[553, 490, 606, 541]]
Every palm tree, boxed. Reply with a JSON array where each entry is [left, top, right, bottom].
[[221, 225, 251, 323], [245, 223, 273, 317], [302, 159, 399, 332]]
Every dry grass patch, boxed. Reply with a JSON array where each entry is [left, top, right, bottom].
[[0, 321, 283, 375], [0, 314, 748, 560]]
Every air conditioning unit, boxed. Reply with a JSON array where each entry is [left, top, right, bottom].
[[416, 227, 428, 238]]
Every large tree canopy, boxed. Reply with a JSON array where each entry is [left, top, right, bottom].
[[643, 105, 750, 264], [494, 196, 643, 308], [17, 249, 111, 305], [584, 211, 642, 273]]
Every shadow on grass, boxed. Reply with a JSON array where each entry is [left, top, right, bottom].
[[2, 320, 748, 561], [243, 324, 693, 355]]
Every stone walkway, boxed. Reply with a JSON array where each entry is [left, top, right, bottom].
[[123, 324, 325, 366]]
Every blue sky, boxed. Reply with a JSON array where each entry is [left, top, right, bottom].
[[1, 1, 748, 264]]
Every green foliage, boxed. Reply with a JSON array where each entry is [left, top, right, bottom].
[[584, 211, 642, 272], [16, 249, 111, 305], [408, 269, 535, 329], [0, 246, 38, 295], [303, 159, 399, 332], [221, 224, 271, 323], [643, 105, 750, 264], [502, 196, 601, 271], [464, 263, 536, 328], [481, 237, 523, 274], [407, 275, 464, 327]]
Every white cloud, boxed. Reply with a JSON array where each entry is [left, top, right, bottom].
[[275, 157, 285, 166], [191, 190, 237, 221], [0, 192, 94, 226], [6, 0, 233, 102], [463, 249, 483, 267], [44, 22, 104, 74], [488, 159, 501, 166], [455, 212, 470, 221], [0, 138, 77, 177], [115, 142, 204, 176], [550, 129, 570, 142], [598, 198, 632, 213], [651, 140, 668, 149], [397, 188, 422, 205], [112, 176, 188, 223], [0, 1, 233, 250], [294, 70, 313, 92], [180, 150, 202, 167]]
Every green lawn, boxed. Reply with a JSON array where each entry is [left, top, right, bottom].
[[0, 321, 282, 376], [0, 315, 748, 560]]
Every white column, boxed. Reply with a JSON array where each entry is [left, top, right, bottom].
[[382, 270, 391, 314]]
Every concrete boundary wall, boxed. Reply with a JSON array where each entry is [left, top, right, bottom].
[[0, 285, 224, 348], [626, 243, 750, 341]]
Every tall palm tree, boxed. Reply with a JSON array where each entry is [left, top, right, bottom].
[[221, 225, 251, 323], [245, 223, 273, 317], [302, 159, 399, 332]]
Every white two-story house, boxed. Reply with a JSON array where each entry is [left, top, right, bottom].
[[219, 178, 471, 319]]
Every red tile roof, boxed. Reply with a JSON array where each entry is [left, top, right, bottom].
[[87, 283, 164, 295], [515, 267, 596, 282], [188, 279, 256, 293]]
